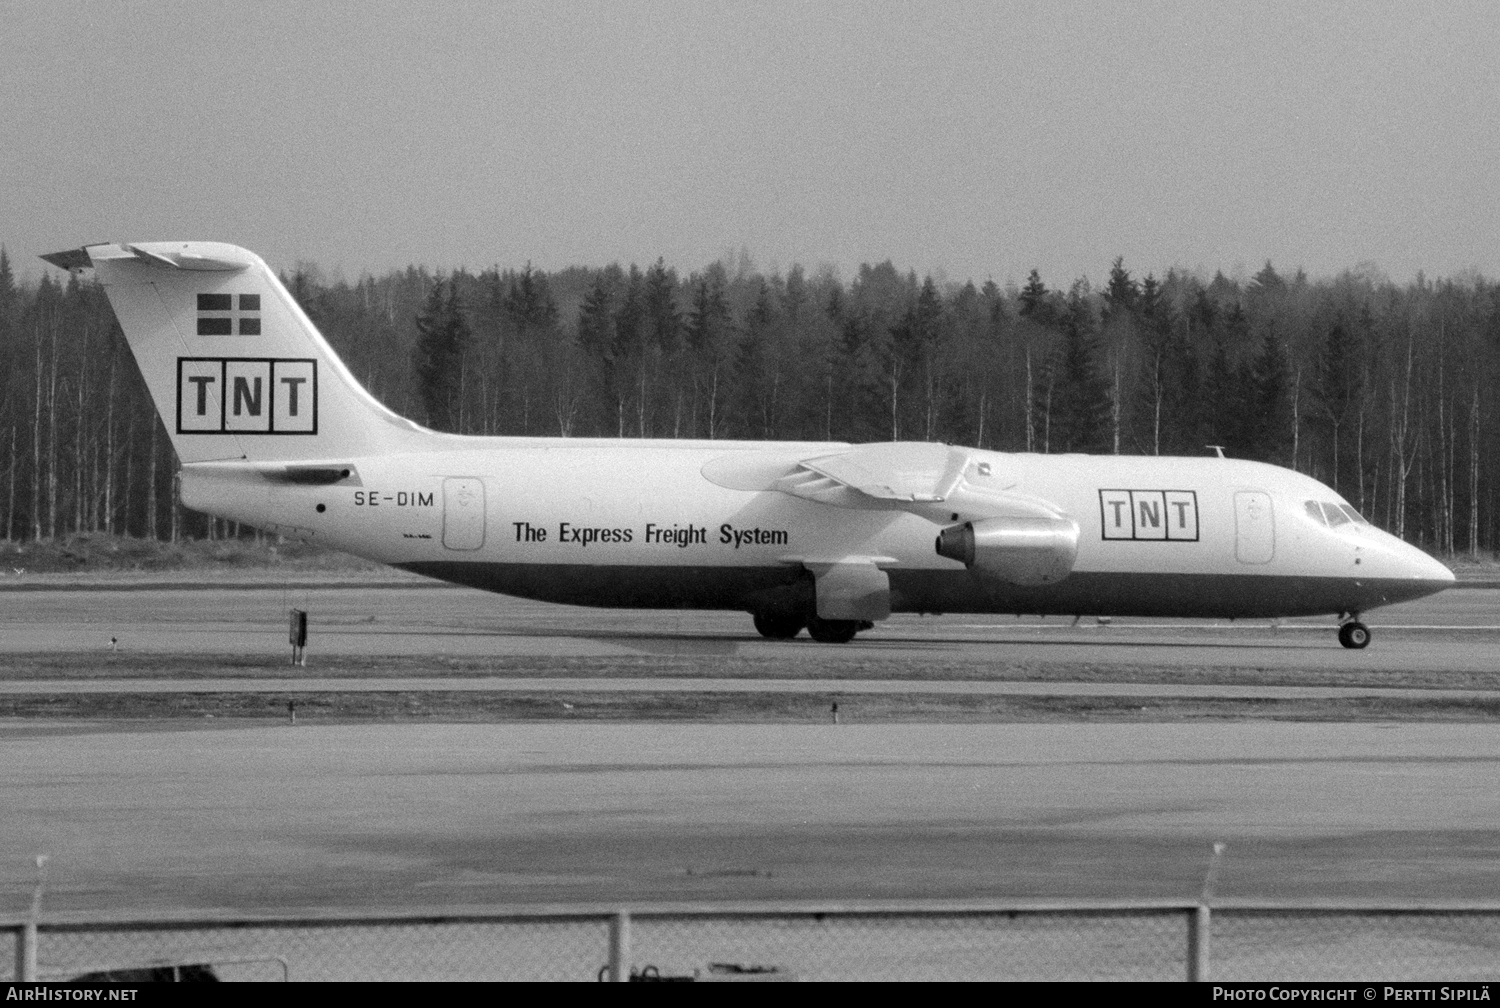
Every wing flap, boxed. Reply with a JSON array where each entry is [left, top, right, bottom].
[[795, 442, 966, 502], [773, 441, 1071, 526]]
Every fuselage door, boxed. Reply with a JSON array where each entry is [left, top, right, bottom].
[[1234, 491, 1275, 564], [442, 477, 486, 551]]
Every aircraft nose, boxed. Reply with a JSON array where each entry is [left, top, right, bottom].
[[1398, 540, 1456, 586]]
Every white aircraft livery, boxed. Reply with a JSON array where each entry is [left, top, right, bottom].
[[43, 241, 1455, 648]]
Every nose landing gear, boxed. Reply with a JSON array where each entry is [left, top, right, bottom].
[[1337, 618, 1371, 649]]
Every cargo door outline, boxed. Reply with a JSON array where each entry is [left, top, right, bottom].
[[442, 478, 485, 551], [1234, 491, 1275, 564]]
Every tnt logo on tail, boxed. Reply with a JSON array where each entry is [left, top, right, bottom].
[[177, 357, 317, 434]]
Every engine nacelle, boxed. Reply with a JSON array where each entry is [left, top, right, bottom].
[[934, 516, 1080, 585]]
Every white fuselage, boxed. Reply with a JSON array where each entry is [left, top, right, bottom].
[[182, 438, 1454, 620]]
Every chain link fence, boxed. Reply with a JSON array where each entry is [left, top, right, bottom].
[[5, 903, 1500, 982], [1210, 909, 1500, 982]]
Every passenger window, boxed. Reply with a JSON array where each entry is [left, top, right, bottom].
[[1322, 502, 1351, 527], [1305, 501, 1327, 525]]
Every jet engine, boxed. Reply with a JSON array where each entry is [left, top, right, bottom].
[[935, 516, 1080, 585]]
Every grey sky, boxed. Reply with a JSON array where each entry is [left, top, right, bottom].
[[3, 1, 1497, 287]]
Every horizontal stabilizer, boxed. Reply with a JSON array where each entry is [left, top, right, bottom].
[[39, 248, 93, 271], [126, 243, 251, 271]]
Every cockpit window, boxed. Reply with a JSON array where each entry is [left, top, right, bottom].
[[1322, 502, 1352, 527], [1305, 500, 1367, 527]]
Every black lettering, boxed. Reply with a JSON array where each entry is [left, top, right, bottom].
[[232, 376, 263, 416], [188, 374, 216, 415], [1172, 501, 1190, 527], [280, 376, 306, 415], [419, 492, 434, 507], [1108, 499, 1126, 526], [553, 523, 632, 546], [718, 524, 788, 549], [1138, 499, 1160, 527], [354, 492, 364, 505]]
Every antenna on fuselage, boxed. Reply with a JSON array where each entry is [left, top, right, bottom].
[[1205, 445, 1226, 459]]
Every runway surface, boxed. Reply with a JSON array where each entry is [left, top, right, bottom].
[[3, 577, 1499, 942], [7, 675, 1500, 702], [0, 581, 1496, 676], [6, 720, 1500, 918]]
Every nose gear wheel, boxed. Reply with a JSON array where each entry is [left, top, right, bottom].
[[1337, 621, 1370, 649]]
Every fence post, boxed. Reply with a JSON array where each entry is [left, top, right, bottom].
[[1186, 904, 1210, 982], [607, 911, 630, 982], [18, 922, 38, 982]]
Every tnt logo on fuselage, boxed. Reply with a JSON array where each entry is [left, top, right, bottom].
[[1099, 489, 1199, 541], [177, 358, 317, 435]]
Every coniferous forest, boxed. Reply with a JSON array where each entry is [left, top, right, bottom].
[[2, 246, 1498, 556]]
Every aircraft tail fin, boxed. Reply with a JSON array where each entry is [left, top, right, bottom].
[[46, 241, 432, 464]]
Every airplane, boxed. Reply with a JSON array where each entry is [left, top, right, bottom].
[[42, 241, 1454, 648]]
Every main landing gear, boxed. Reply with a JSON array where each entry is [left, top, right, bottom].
[[752, 613, 804, 640], [1337, 618, 1371, 649], [806, 616, 861, 644], [751, 613, 871, 643]]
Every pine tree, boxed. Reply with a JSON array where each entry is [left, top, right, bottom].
[[1245, 327, 1292, 463], [686, 267, 734, 437], [1251, 260, 1286, 296], [1104, 256, 1139, 321], [504, 262, 559, 337], [613, 265, 646, 435], [1312, 322, 1364, 491], [0, 248, 13, 339], [412, 279, 469, 431], [1138, 274, 1162, 321], [575, 267, 622, 436], [1045, 281, 1112, 453], [1019, 269, 1049, 320]]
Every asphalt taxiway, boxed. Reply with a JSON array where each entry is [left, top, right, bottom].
[[4, 579, 1500, 929], [5, 720, 1500, 918], [0, 580, 1496, 675]]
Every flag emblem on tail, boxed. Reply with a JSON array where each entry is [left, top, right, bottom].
[[196, 293, 261, 335], [177, 357, 317, 434]]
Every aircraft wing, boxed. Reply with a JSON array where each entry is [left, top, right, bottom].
[[776, 442, 966, 505], [767, 442, 1063, 523]]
